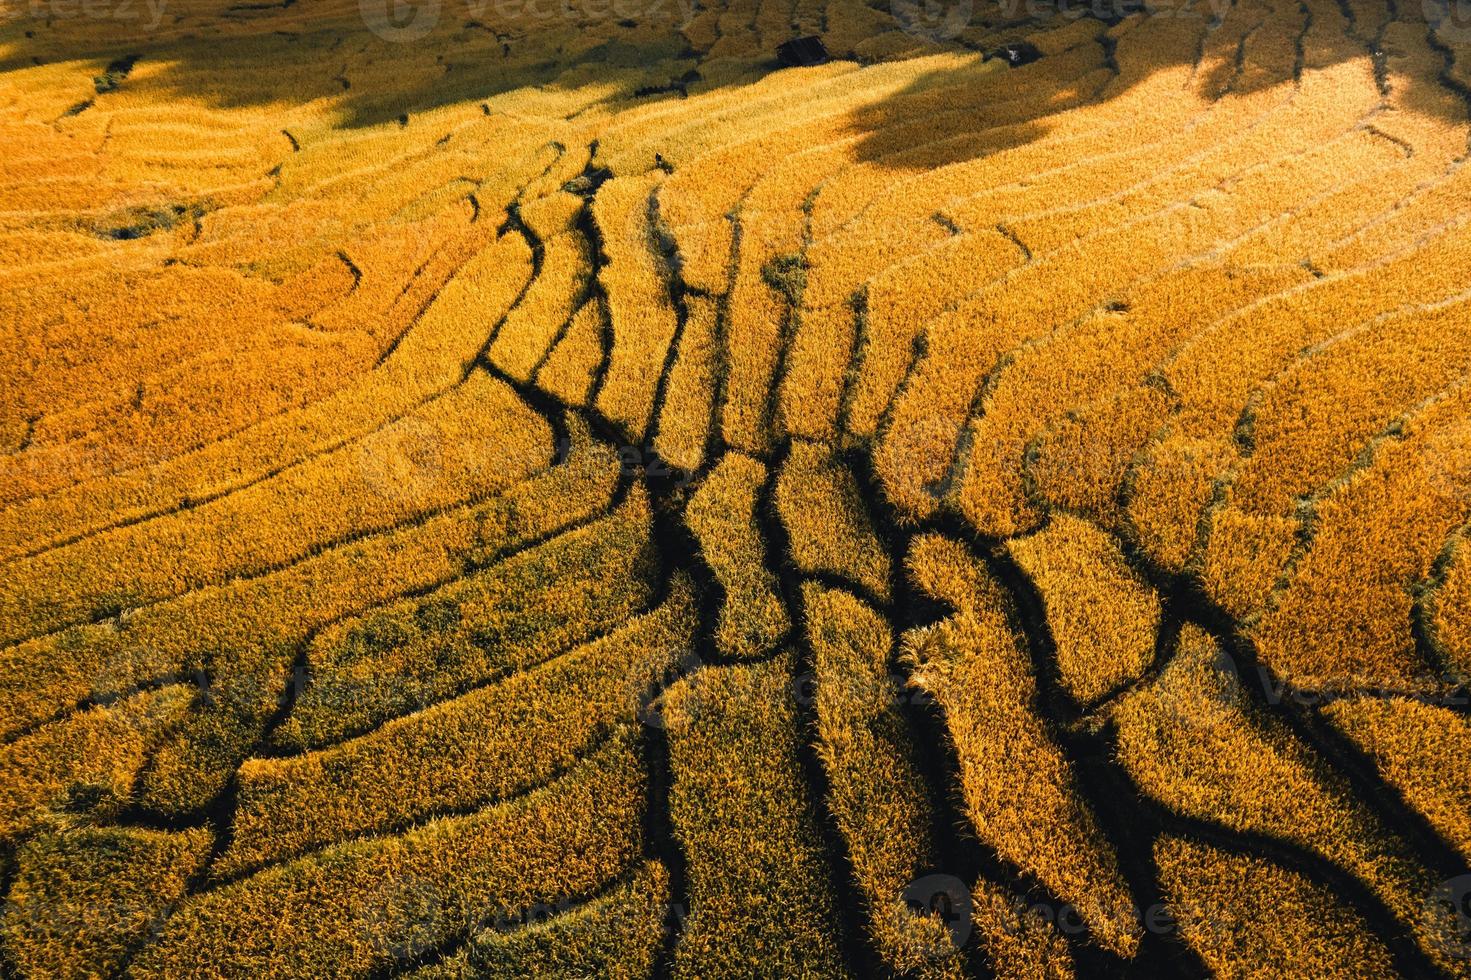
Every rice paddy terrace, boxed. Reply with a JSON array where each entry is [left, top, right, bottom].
[[3, 0, 1471, 974]]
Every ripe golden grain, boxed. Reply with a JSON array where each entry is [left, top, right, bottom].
[[1155, 835, 1395, 979], [1, 823, 213, 979], [536, 297, 608, 408], [779, 442, 891, 599], [6, 0, 1471, 972], [405, 861, 671, 980], [802, 583, 965, 976], [1111, 625, 1464, 972], [130, 732, 646, 979], [0, 686, 194, 842], [0, 417, 620, 750], [1325, 696, 1471, 865], [276, 484, 657, 751], [664, 653, 849, 977], [224, 577, 694, 874], [593, 172, 681, 441], [904, 534, 1141, 957], [1007, 515, 1160, 707], [685, 452, 789, 658], [653, 293, 720, 473], [1424, 527, 1471, 681]]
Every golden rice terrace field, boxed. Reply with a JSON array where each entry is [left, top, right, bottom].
[[3, 0, 1471, 971]]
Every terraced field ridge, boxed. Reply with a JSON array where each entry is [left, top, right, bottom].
[[3, 0, 1471, 974]]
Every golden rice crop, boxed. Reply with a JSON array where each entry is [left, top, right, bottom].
[[944, 123, 1408, 535], [966, 878, 1078, 980], [1323, 696, 1471, 865], [130, 731, 646, 978], [0, 686, 194, 842], [1134, 220, 1471, 585], [1251, 383, 1471, 688], [0, 823, 214, 979], [1202, 286, 1471, 578], [1029, 386, 1176, 534], [652, 95, 856, 294], [620, 54, 1022, 452], [778, 441, 891, 600], [274, 484, 657, 751], [802, 42, 1122, 278], [805, 580, 1080, 977], [592, 172, 681, 441], [1007, 515, 1161, 708], [0, 210, 535, 559], [715, 150, 852, 345], [717, 241, 800, 453], [0, 280, 375, 508], [684, 452, 789, 658], [0, 371, 550, 645], [998, 85, 1396, 259], [801, 583, 965, 976], [904, 534, 1140, 956], [1320, 156, 1471, 270], [1128, 214, 1471, 525], [844, 228, 1028, 441], [596, 59, 855, 176], [7, 0, 1471, 973], [18, 421, 616, 819], [965, 261, 1309, 540], [959, 132, 1406, 535], [1110, 624, 1464, 972], [779, 301, 853, 443], [536, 297, 607, 408], [223, 577, 694, 875], [137, 426, 625, 815], [653, 293, 720, 473], [486, 192, 596, 382], [0, 416, 620, 750], [1424, 527, 1471, 681], [405, 861, 671, 980], [717, 187, 814, 454], [942, 72, 1284, 248], [1154, 835, 1396, 979], [663, 653, 849, 977]]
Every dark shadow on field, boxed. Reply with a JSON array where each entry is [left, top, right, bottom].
[[843, 0, 1471, 167], [3, 1, 1471, 975], [2, 0, 712, 128], [1, 0, 1466, 160]]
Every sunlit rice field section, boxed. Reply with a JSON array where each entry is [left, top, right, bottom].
[[2, 0, 1471, 974]]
